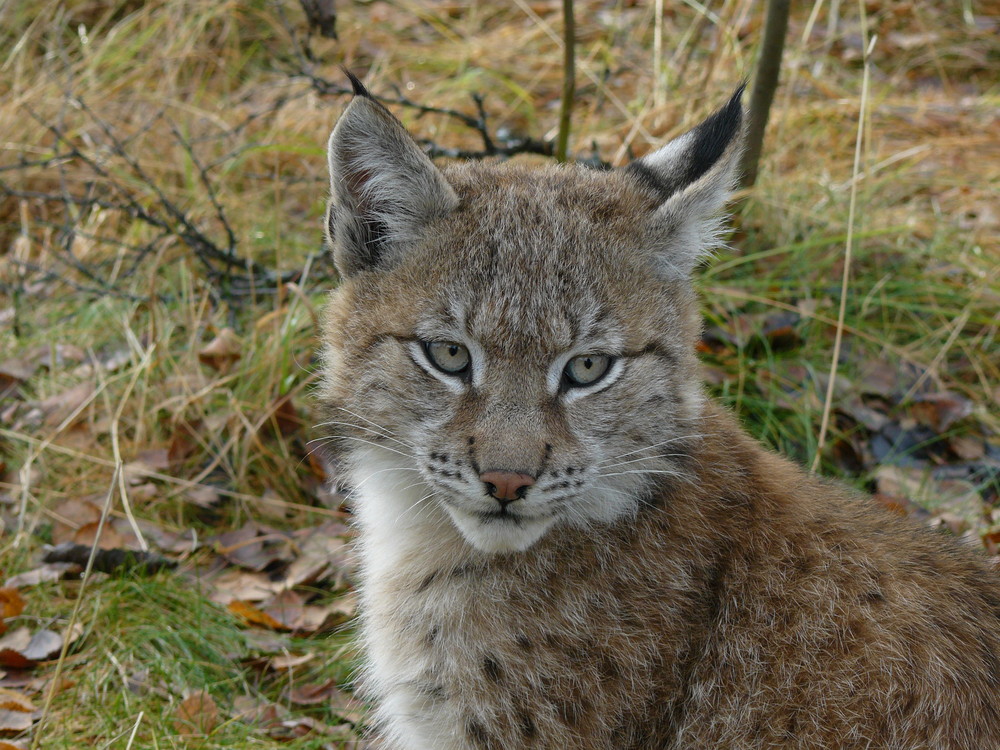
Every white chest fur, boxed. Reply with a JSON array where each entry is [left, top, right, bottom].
[[349, 448, 480, 750]]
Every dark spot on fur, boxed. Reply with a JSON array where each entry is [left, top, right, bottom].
[[417, 571, 438, 593], [467, 436, 475, 446], [482, 655, 502, 683], [426, 625, 440, 646], [518, 712, 537, 738], [466, 719, 492, 748], [417, 681, 446, 700], [566, 467, 575, 476], [515, 633, 532, 651], [864, 589, 885, 605]]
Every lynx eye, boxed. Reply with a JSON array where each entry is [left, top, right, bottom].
[[423, 341, 471, 375], [563, 354, 612, 387]]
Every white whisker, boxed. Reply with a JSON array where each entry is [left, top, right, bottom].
[[599, 452, 692, 470], [597, 434, 704, 465]]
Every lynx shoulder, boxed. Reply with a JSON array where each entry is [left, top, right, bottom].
[[317, 78, 1000, 749]]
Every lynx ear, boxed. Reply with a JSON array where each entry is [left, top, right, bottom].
[[625, 85, 745, 278], [326, 73, 459, 277]]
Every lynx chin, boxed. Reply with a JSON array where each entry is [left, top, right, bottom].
[[317, 74, 1000, 749]]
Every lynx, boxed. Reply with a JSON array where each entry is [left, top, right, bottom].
[[317, 75, 1000, 749]]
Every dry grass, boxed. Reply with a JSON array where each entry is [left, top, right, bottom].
[[0, 0, 997, 746]]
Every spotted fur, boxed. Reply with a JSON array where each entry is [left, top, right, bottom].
[[316, 85, 1000, 749]]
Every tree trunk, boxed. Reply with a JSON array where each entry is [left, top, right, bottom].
[[740, 0, 791, 188], [555, 0, 575, 163]]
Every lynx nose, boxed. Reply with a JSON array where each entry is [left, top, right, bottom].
[[480, 471, 535, 504]]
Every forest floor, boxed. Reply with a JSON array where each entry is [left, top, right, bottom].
[[0, 0, 997, 747]]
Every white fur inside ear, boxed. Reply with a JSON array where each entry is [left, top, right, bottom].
[[326, 96, 459, 275]]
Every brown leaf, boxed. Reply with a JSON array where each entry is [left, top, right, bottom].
[[232, 694, 285, 726], [286, 678, 343, 705], [122, 449, 170, 485], [197, 328, 242, 373], [39, 382, 95, 428], [73, 521, 124, 550], [261, 396, 302, 438], [174, 690, 219, 738], [0, 359, 33, 400], [207, 569, 282, 605], [228, 601, 289, 631], [281, 526, 349, 589], [0, 707, 32, 734], [949, 434, 986, 461], [0, 591, 24, 621], [261, 590, 305, 631], [0, 688, 33, 713], [184, 484, 222, 508], [5, 563, 79, 588], [858, 360, 899, 398], [25, 343, 86, 370], [910, 392, 973, 433], [216, 523, 293, 572], [268, 652, 314, 671], [21, 629, 63, 662], [51, 497, 102, 545]]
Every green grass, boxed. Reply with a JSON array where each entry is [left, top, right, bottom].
[[0, 0, 997, 745]]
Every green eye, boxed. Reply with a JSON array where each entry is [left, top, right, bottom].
[[424, 341, 471, 375], [563, 354, 612, 387]]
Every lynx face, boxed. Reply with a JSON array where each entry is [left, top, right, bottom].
[[319, 78, 743, 554]]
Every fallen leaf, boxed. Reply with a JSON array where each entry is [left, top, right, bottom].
[[286, 678, 343, 705], [51, 497, 102, 545], [39, 382, 95, 428], [123, 449, 170, 485], [0, 591, 24, 621], [73, 521, 124, 550], [281, 525, 349, 589], [0, 708, 32, 734], [198, 328, 242, 373], [5, 563, 79, 588], [268, 652, 314, 670], [174, 690, 219, 738], [25, 344, 86, 371], [184, 484, 222, 508], [261, 396, 302, 438], [261, 590, 305, 631], [207, 568, 282, 605], [215, 523, 293, 572], [910, 392, 973, 433], [0, 688, 33, 713], [228, 601, 289, 631], [949, 434, 986, 461], [20, 629, 62, 662], [232, 694, 285, 726]]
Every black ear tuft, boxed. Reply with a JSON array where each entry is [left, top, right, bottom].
[[342, 68, 374, 99], [624, 85, 745, 203], [681, 83, 745, 189]]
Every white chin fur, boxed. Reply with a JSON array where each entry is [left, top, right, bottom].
[[444, 506, 556, 553]]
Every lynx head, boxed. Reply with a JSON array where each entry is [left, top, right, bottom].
[[319, 76, 743, 554]]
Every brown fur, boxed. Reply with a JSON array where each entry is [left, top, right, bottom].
[[317, 89, 1000, 749]]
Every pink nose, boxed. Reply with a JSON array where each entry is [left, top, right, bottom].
[[480, 471, 536, 502]]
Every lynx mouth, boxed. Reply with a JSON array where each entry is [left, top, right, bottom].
[[477, 508, 523, 524], [442, 502, 557, 553]]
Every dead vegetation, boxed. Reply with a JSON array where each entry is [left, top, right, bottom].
[[0, 0, 997, 747]]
